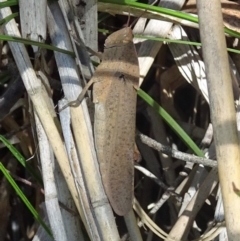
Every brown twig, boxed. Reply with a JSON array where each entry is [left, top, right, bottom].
[[137, 132, 217, 167]]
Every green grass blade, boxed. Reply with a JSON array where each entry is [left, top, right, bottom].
[[99, 0, 240, 39], [0, 162, 52, 238], [134, 34, 240, 55], [99, 28, 240, 55], [137, 89, 205, 157], [0, 135, 43, 185], [0, 0, 18, 8], [0, 34, 75, 56], [0, 12, 18, 26], [99, 0, 198, 23]]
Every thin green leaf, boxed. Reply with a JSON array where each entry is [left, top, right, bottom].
[[134, 34, 240, 55], [0, 34, 75, 56], [0, 162, 52, 238], [99, 0, 198, 23], [0, 135, 43, 185], [137, 89, 205, 157], [98, 0, 240, 39], [0, 13, 18, 26], [0, 0, 18, 8], [99, 28, 240, 55]]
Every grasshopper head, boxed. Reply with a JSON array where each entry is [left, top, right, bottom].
[[104, 27, 133, 48]]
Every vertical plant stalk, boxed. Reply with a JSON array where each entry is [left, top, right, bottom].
[[48, 2, 121, 240], [19, 0, 47, 52], [197, 0, 240, 239], [35, 113, 68, 241]]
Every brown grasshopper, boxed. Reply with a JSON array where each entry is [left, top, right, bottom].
[[62, 26, 139, 216]]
